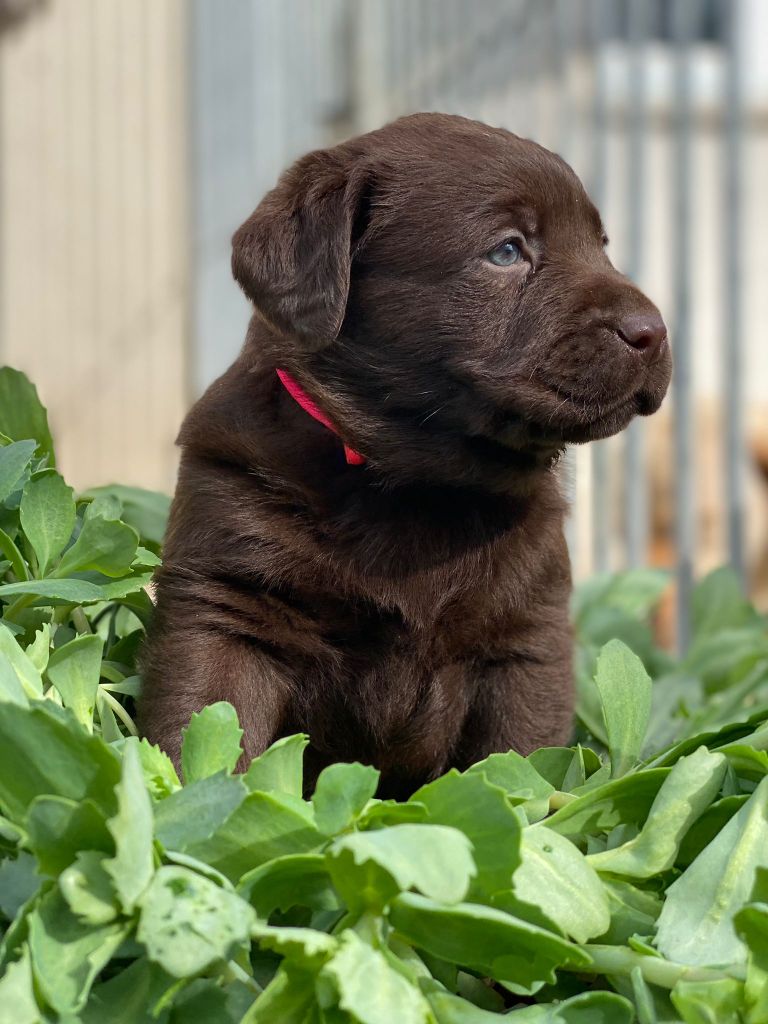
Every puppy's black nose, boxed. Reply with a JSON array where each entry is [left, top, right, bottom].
[[617, 313, 667, 359]]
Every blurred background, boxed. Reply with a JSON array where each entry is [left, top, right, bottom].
[[1, 0, 767, 644]]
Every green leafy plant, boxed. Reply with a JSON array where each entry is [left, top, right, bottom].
[[1, 367, 767, 1023], [0, 367, 168, 742]]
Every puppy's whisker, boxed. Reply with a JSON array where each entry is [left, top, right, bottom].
[[419, 402, 449, 426]]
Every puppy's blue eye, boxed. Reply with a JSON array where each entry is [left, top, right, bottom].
[[488, 240, 523, 266]]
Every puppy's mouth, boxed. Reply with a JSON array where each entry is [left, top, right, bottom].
[[490, 378, 665, 450]]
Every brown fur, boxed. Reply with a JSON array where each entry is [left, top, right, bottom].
[[139, 113, 671, 797]]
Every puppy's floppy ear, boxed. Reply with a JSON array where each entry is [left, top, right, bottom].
[[232, 149, 370, 349]]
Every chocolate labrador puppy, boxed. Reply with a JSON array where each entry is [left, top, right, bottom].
[[139, 113, 671, 796]]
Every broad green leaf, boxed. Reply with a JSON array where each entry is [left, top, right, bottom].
[[546, 768, 670, 838], [312, 762, 380, 835], [162, 850, 233, 891], [0, 946, 42, 1024], [412, 770, 524, 899], [511, 825, 610, 942], [466, 751, 555, 822], [132, 545, 162, 568], [252, 921, 337, 967], [520, 993, 635, 1022], [671, 978, 747, 1024], [691, 567, 760, 641], [96, 689, 123, 743], [677, 795, 749, 868], [322, 930, 430, 1024], [164, 976, 254, 1024], [358, 800, 428, 829], [0, 571, 154, 603], [0, 368, 55, 465], [54, 516, 139, 578], [575, 644, 610, 745], [244, 734, 309, 796], [718, 742, 768, 782], [389, 893, 589, 995], [181, 701, 244, 783], [0, 651, 28, 706], [656, 776, 768, 966], [242, 963, 317, 1024], [25, 623, 51, 674], [28, 886, 127, 1014], [587, 747, 727, 878], [0, 621, 43, 699], [19, 471, 75, 576], [734, 899, 768, 1024], [594, 639, 652, 777], [600, 878, 662, 945], [0, 852, 40, 920], [503, 992, 635, 1021], [84, 492, 123, 521], [239, 854, 339, 917], [25, 796, 113, 875], [137, 865, 255, 977], [83, 485, 170, 550], [0, 440, 37, 504], [103, 740, 154, 913], [59, 851, 119, 925], [327, 844, 401, 916], [0, 525, 29, 581], [79, 957, 176, 1024], [136, 737, 180, 799], [154, 772, 248, 851], [0, 702, 120, 821], [642, 708, 768, 769], [573, 568, 670, 624], [182, 790, 323, 882], [327, 824, 475, 910], [46, 634, 103, 730], [526, 747, 578, 789], [527, 745, 602, 792], [426, 986, 515, 1022]]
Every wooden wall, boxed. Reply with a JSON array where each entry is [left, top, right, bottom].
[[0, 0, 188, 492]]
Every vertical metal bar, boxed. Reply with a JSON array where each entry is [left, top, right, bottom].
[[188, 0, 256, 394], [590, 0, 612, 575], [723, 0, 746, 585], [623, 0, 650, 567], [554, 0, 576, 164], [419, 0, 437, 110], [353, 0, 391, 130], [441, 0, 463, 113], [401, 0, 421, 111], [671, 0, 697, 651], [554, 0, 579, 562]]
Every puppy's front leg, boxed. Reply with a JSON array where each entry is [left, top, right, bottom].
[[453, 650, 574, 767], [138, 626, 291, 772]]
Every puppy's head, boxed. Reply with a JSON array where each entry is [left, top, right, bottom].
[[233, 113, 672, 491]]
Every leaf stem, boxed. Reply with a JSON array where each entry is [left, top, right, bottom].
[[98, 687, 138, 735], [723, 723, 768, 752], [223, 957, 262, 994], [548, 791, 577, 811], [0, 527, 29, 582], [571, 944, 746, 989], [71, 606, 92, 635], [1, 593, 36, 622]]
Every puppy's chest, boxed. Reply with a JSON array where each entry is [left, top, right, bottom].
[[325, 548, 527, 676], [301, 580, 517, 765]]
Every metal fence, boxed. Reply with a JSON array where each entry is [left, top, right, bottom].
[[190, 0, 767, 646]]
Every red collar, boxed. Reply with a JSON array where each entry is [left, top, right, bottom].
[[276, 368, 365, 466]]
